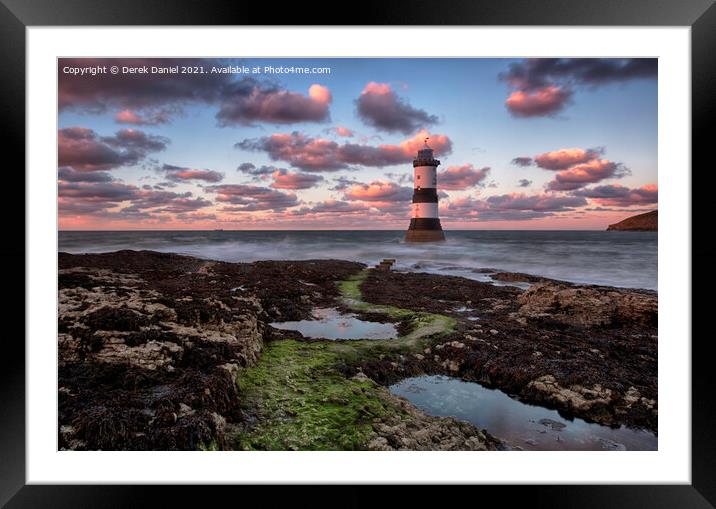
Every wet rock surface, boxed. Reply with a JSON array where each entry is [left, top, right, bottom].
[[490, 271, 551, 284], [516, 282, 657, 328], [361, 270, 522, 316], [357, 270, 658, 432], [58, 250, 363, 450]]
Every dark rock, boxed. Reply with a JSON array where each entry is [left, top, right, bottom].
[[490, 272, 548, 283], [82, 306, 150, 332], [538, 418, 566, 431], [516, 282, 657, 328]]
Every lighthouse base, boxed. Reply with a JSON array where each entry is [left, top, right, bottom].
[[405, 218, 445, 242]]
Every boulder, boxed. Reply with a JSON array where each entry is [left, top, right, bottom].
[[516, 282, 657, 327]]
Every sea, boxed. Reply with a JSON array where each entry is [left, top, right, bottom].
[[58, 230, 657, 291]]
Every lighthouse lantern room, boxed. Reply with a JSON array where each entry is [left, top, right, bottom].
[[405, 139, 445, 242]]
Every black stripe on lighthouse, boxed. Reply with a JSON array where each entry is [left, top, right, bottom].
[[408, 218, 442, 229], [412, 188, 439, 203]]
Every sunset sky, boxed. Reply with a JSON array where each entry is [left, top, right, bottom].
[[58, 58, 658, 230]]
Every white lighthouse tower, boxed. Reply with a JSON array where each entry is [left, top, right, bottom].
[[405, 139, 445, 242]]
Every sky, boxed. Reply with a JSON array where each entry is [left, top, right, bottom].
[[57, 58, 658, 230]]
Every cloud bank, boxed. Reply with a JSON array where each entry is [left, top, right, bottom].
[[236, 129, 452, 171], [59, 58, 332, 126], [58, 127, 169, 172], [438, 165, 490, 190]]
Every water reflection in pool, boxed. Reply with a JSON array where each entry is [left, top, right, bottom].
[[390, 375, 657, 451], [271, 307, 398, 340]]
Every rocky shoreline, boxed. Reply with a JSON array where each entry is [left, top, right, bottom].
[[357, 270, 657, 430], [58, 250, 657, 450]]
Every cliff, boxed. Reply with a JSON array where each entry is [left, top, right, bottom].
[[607, 210, 657, 231]]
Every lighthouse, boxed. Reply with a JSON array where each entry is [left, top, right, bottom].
[[405, 139, 445, 242]]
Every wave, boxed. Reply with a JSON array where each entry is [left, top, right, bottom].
[[58, 230, 658, 290]]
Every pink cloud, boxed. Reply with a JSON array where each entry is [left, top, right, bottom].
[[160, 164, 224, 183], [237, 129, 452, 171], [513, 146, 629, 191], [270, 169, 324, 190], [505, 86, 572, 118], [167, 169, 223, 183], [546, 159, 628, 191], [363, 82, 392, 95], [115, 108, 174, 126], [334, 126, 354, 137], [343, 180, 412, 202], [308, 84, 332, 104], [173, 170, 221, 182], [442, 196, 482, 220], [534, 147, 602, 170], [438, 164, 490, 190], [115, 109, 145, 124], [398, 130, 452, 157]]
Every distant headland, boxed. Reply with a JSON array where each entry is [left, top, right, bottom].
[[607, 210, 657, 231]]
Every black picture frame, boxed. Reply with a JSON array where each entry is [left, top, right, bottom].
[[2, 0, 713, 505]]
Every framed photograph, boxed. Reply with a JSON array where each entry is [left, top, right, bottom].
[[3, 0, 714, 504]]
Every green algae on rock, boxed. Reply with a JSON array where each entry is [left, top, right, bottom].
[[233, 339, 395, 450], [233, 339, 499, 451]]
